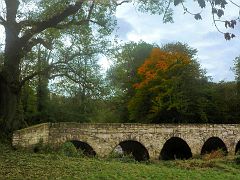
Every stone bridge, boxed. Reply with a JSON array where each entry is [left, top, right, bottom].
[[12, 123, 240, 161]]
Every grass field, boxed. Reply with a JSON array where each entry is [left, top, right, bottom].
[[0, 143, 240, 180]]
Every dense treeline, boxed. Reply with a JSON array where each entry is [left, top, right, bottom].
[[12, 41, 240, 127], [0, 0, 240, 138], [108, 42, 240, 124]]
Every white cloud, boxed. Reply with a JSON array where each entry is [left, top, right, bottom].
[[114, 2, 240, 82]]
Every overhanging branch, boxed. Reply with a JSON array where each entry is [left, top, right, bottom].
[[116, 0, 130, 6], [23, 38, 53, 54], [20, 65, 53, 88], [54, 19, 105, 29], [20, 0, 84, 44]]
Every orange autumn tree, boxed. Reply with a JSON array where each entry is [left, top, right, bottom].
[[134, 48, 190, 89], [128, 47, 199, 123]]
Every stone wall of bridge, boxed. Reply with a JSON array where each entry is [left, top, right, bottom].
[[12, 123, 50, 148], [12, 122, 240, 160]]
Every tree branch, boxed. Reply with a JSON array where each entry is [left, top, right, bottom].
[[181, 2, 203, 16], [116, 0, 130, 6], [22, 38, 52, 54], [209, 1, 225, 34], [162, 0, 171, 22], [50, 73, 81, 84], [228, 0, 240, 8], [87, 0, 95, 20], [20, 65, 53, 88], [20, 0, 84, 44], [18, 19, 38, 28], [19, 1, 95, 30], [0, 16, 6, 26], [53, 19, 105, 29]]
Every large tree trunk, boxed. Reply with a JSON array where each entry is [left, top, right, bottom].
[[0, 75, 19, 133], [0, 0, 86, 134], [0, 0, 22, 134], [0, 43, 22, 133]]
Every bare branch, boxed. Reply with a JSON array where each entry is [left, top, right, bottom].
[[0, 16, 6, 26], [228, 0, 240, 19], [181, 2, 203, 16], [229, 0, 240, 8], [116, 0, 130, 6]]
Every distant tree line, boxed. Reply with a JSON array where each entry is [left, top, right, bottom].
[[12, 41, 240, 127], [107, 41, 240, 124], [1, 0, 240, 138]]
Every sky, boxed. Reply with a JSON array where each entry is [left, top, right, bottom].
[[108, 1, 240, 82]]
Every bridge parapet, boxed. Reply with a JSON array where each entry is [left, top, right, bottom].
[[12, 122, 240, 160], [12, 123, 50, 148]]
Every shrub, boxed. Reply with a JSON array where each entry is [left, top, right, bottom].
[[202, 149, 226, 160], [107, 152, 136, 163], [59, 142, 78, 157], [33, 138, 44, 153], [108, 151, 123, 159], [120, 153, 137, 163], [76, 148, 86, 158], [235, 156, 240, 165]]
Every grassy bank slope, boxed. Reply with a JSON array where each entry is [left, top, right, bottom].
[[0, 143, 239, 180]]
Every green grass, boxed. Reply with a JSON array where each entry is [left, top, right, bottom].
[[0, 143, 240, 180]]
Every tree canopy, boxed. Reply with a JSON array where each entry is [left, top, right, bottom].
[[0, 0, 240, 138]]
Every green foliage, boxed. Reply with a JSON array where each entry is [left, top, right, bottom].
[[236, 156, 240, 165], [233, 56, 240, 96], [108, 41, 157, 96], [128, 43, 210, 123], [174, 0, 183, 6], [197, 0, 206, 8], [137, 0, 173, 23], [31, 139, 55, 154], [21, 83, 37, 124], [0, 0, 118, 132], [118, 153, 137, 163], [1, 0, 239, 133], [128, 89, 154, 123], [107, 41, 157, 122], [33, 138, 44, 153], [208, 81, 240, 123], [108, 151, 137, 163], [234, 56, 240, 82], [106, 41, 240, 124], [59, 142, 78, 157], [161, 42, 198, 60]]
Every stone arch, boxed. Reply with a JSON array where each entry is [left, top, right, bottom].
[[160, 137, 192, 160], [235, 140, 240, 155], [112, 140, 150, 161], [69, 140, 96, 157], [201, 137, 228, 155]]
